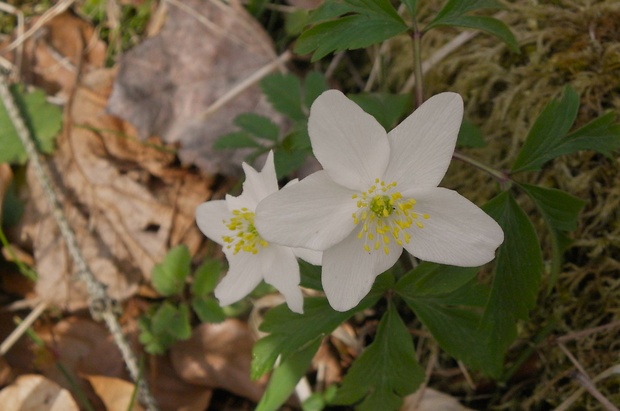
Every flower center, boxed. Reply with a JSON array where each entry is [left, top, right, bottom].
[[352, 179, 429, 255], [222, 208, 268, 255]]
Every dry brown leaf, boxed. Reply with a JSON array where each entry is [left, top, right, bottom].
[[35, 317, 126, 383], [20, 68, 212, 310], [170, 319, 265, 402], [401, 388, 476, 411], [0, 11, 106, 99], [0, 374, 79, 411], [150, 354, 214, 411], [107, 0, 283, 175], [85, 375, 145, 411]]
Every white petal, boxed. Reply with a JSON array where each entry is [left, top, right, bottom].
[[195, 200, 230, 247], [261, 245, 304, 314], [227, 151, 277, 210], [309, 90, 390, 191], [292, 247, 322, 266], [383, 93, 463, 188], [401, 187, 504, 266], [322, 229, 402, 312], [255, 171, 357, 251], [214, 252, 263, 306]]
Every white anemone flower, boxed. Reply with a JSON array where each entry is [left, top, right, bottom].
[[255, 90, 504, 312], [195, 151, 321, 314]]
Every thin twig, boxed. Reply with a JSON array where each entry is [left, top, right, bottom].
[[556, 320, 620, 344], [0, 301, 48, 356], [0, 73, 159, 411]]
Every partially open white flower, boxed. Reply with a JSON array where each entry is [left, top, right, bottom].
[[255, 91, 504, 312], [195, 151, 321, 314]]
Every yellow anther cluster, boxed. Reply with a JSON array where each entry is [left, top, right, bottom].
[[351, 179, 429, 255], [222, 208, 268, 255]]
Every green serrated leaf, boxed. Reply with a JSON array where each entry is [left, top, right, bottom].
[[256, 339, 321, 411], [347, 92, 412, 130], [346, 0, 404, 21], [457, 119, 486, 148], [303, 72, 329, 110], [519, 183, 586, 285], [214, 131, 262, 149], [299, 259, 323, 291], [425, 0, 517, 52], [192, 296, 226, 323], [429, 0, 503, 25], [401, 0, 419, 19], [252, 274, 392, 379], [511, 86, 580, 173], [479, 192, 542, 378], [295, 15, 408, 62], [332, 302, 424, 411], [514, 109, 620, 173], [191, 259, 223, 296], [152, 245, 191, 297], [261, 74, 305, 121], [395, 262, 479, 297], [274, 147, 309, 179], [396, 263, 496, 373], [234, 113, 280, 142], [0, 85, 62, 164], [519, 184, 585, 232]]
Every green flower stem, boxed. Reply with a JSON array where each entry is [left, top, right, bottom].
[[410, 25, 425, 108], [452, 151, 512, 186]]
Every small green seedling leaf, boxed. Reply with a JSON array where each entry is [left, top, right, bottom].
[[261, 74, 305, 121], [234, 113, 280, 142], [192, 296, 226, 323], [331, 302, 424, 411], [214, 131, 262, 149], [139, 302, 192, 354], [191, 259, 223, 297], [0, 85, 62, 164], [152, 245, 191, 297]]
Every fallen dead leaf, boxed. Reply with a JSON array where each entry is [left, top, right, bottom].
[[20, 68, 213, 310], [401, 388, 476, 411], [150, 354, 214, 411], [107, 0, 284, 175], [85, 375, 145, 411], [169, 319, 265, 402], [0, 374, 79, 411], [0, 11, 106, 100], [34, 316, 127, 402]]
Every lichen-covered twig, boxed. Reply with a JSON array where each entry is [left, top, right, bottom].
[[0, 73, 159, 411]]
